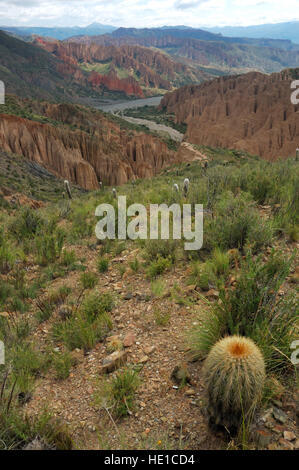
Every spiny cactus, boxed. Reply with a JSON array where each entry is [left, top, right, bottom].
[[173, 183, 179, 193], [202, 335, 265, 432], [64, 180, 72, 200], [183, 178, 190, 197], [112, 188, 117, 199]]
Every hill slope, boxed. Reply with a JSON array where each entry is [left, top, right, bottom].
[[160, 68, 299, 160]]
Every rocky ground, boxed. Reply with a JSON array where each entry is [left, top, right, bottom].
[[23, 237, 298, 450]]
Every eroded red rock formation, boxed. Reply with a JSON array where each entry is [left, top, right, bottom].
[[160, 69, 299, 160], [0, 102, 178, 190]]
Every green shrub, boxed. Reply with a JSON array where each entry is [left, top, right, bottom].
[[207, 192, 273, 253], [52, 351, 75, 380], [61, 249, 77, 267], [129, 257, 140, 273], [147, 256, 172, 279], [52, 312, 112, 352], [97, 257, 109, 273], [9, 207, 44, 242], [81, 292, 114, 322], [94, 368, 140, 418], [80, 272, 98, 289], [188, 251, 297, 375], [35, 230, 65, 265]]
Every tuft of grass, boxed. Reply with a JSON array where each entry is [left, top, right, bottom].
[[187, 251, 298, 375], [93, 368, 140, 418], [154, 309, 170, 326], [52, 351, 76, 380], [80, 271, 98, 289], [147, 256, 172, 280], [97, 257, 109, 273]]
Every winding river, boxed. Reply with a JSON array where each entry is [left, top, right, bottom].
[[98, 96, 184, 143]]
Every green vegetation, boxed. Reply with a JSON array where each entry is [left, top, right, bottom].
[[0, 141, 298, 449]]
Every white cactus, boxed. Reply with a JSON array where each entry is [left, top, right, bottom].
[[173, 183, 179, 193], [64, 180, 72, 200], [183, 178, 190, 197], [112, 188, 117, 199]]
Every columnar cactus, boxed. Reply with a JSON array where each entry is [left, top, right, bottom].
[[183, 178, 190, 197], [202, 336, 265, 431], [173, 183, 179, 193], [112, 188, 117, 199], [64, 180, 72, 200]]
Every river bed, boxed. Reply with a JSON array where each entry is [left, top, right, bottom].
[[98, 96, 184, 142]]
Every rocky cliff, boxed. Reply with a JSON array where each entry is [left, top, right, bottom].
[[160, 69, 299, 161], [35, 38, 208, 94], [0, 99, 178, 190]]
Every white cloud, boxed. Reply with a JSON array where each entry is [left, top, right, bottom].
[[0, 0, 298, 28]]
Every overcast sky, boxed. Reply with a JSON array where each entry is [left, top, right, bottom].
[[0, 0, 298, 28]]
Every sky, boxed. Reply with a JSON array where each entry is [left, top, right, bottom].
[[0, 0, 298, 28]]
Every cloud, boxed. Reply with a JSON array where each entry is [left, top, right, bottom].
[[0, 0, 298, 28], [174, 0, 209, 9]]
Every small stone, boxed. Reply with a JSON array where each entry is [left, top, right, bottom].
[[205, 289, 219, 299], [283, 431, 296, 441], [294, 439, 299, 450], [185, 388, 196, 396], [273, 407, 288, 424], [100, 350, 128, 374], [123, 332, 136, 347], [123, 293, 133, 300], [256, 429, 272, 447], [171, 364, 191, 386], [139, 355, 149, 364], [143, 345, 156, 355], [278, 438, 294, 450]]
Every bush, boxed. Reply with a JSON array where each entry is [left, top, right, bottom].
[[0, 228, 15, 274], [52, 351, 76, 380], [147, 256, 172, 279], [81, 292, 114, 322], [97, 257, 109, 273], [93, 368, 140, 418], [35, 230, 65, 265], [52, 312, 112, 352], [187, 251, 297, 375], [9, 207, 44, 242], [80, 272, 98, 289], [207, 192, 273, 253]]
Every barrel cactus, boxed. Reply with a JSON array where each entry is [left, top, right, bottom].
[[202, 335, 265, 432]]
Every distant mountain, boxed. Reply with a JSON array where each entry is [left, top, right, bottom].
[[0, 23, 116, 40], [69, 27, 299, 75], [204, 21, 299, 45], [107, 27, 299, 50]]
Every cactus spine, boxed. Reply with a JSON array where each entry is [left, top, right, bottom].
[[202, 336, 265, 431]]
